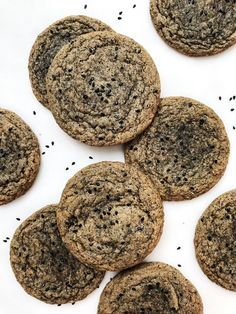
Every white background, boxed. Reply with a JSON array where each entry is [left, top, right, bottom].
[[0, 0, 235, 313]]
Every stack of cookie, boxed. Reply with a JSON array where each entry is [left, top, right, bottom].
[[7, 11, 235, 313]]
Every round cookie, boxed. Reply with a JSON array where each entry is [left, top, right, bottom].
[[29, 15, 112, 109], [98, 262, 203, 313], [0, 109, 40, 205], [57, 162, 164, 271], [46, 31, 160, 146], [125, 97, 230, 201], [150, 0, 236, 57], [10, 205, 105, 304], [194, 190, 236, 291]]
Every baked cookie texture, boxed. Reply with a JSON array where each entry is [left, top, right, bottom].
[[46, 31, 160, 146], [29, 15, 112, 109], [150, 0, 236, 56], [0, 109, 40, 205], [98, 262, 203, 314], [195, 190, 236, 291], [125, 97, 230, 201], [57, 162, 164, 271], [10, 205, 105, 304]]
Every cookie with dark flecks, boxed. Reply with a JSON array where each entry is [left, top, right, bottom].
[[10, 205, 105, 304], [125, 97, 230, 201], [98, 262, 203, 313], [56, 162, 164, 271], [194, 190, 236, 291], [150, 0, 236, 56], [29, 15, 113, 109], [46, 31, 160, 146], [0, 109, 40, 205]]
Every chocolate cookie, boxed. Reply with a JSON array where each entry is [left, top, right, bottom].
[[98, 262, 203, 313], [0, 109, 40, 205], [46, 31, 160, 146], [57, 162, 164, 271], [125, 97, 230, 201], [150, 0, 236, 56], [194, 190, 236, 291], [29, 15, 112, 109], [10, 205, 105, 304]]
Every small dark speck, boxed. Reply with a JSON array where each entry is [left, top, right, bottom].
[[177, 264, 182, 267], [230, 97, 233, 101], [233, 96, 236, 100], [66, 167, 69, 171], [16, 218, 21, 221], [118, 16, 122, 20], [230, 108, 234, 111], [233, 126, 236, 130], [33, 111, 36, 115], [89, 156, 93, 160], [45, 145, 49, 148], [51, 141, 54, 146], [84, 4, 87, 9], [72, 302, 75, 305], [3, 240, 7, 243], [219, 96, 222, 100], [72, 162, 75, 165], [119, 11, 123, 15], [42, 152, 45, 155], [133, 4, 137, 8], [6, 237, 10, 240], [57, 304, 61, 307], [177, 246, 181, 250]]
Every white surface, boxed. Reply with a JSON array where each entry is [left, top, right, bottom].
[[0, 0, 235, 313]]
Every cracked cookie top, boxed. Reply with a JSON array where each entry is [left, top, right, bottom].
[[46, 31, 160, 146], [195, 190, 236, 291], [56, 162, 164, 271], [98, 262, 203, 314], [150, 0, 236, 56], [0, 109, 40, 205], [125, 97, 230, 201], [10, 205, 105, 304], [29, 15, 112, 109]]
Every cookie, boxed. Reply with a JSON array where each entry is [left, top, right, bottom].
[[0, 109, 40, 205], [194, 190, 236, 291], [98, 262, 203, 313], [10, 205, 105, 304], [150, 0, 236, 56], [29, 15, 112, 109], [125, 97, 230, 201], [46, 31, 160, 146], [57, 162, 164, 271]]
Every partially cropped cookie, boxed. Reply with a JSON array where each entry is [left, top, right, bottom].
[[0, 109, 40, 205], [46, 31, 160, 146], [57, 162, 164, 271], [10, 205, 105, 304], [125, 97, 230, 201], [98, 262, 203, 313], [29, 15, 112, 109], [150, 0, 236, 56], [195, 190, 236, 291]]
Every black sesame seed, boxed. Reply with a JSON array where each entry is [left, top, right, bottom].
[[3, 240, 7, 243], [72, 302, 75, 305], [33, 111, 36, 115], [42, 152, 45, 155], [177, 264, 181, 267], [51, 141, 54, 146], [177, 246, 181, 250], [57, 304, 61, 307], [119, 11, 123, 15], [133, 4, 136, 8], [84, 4, 87, 9], [45, 145, 49, 148], [65, 167, 69, 171], [233, 126, 236, 130], [118, 16, 122, 20], [233, 96, 236, 100], [6, 237, 10, 240], [16, 218, 21, 221], [219, 96, 222, 100], [230, 97, 232, 101], [89, 156, 93, 160], [72, 162, 75, 165], [230, 108, 235, 111]]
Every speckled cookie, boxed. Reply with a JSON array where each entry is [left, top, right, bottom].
[[29, 15, 112, 109], [0, 109, 40, 205], [98, 262, 203, 313], [150, 0, 236, 56], [57, 162, 164, 271], [194, 190, 236, 291], [125, 97, 230, 201], [46, 31, 160, 146], [10, 205, 105, 304]]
